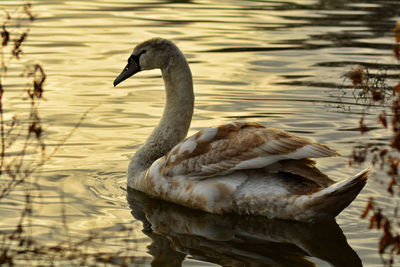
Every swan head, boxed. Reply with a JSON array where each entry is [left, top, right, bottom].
[[114, 38, 178, 86]]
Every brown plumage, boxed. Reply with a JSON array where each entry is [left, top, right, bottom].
[[162, 121, 339, 179]]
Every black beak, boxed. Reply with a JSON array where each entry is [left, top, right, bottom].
[[113, 60, 140, 87]]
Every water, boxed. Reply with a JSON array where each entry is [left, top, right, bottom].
[[1, 0, 399, 265]]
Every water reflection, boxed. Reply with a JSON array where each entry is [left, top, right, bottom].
[[2, 0, 400, 264], [128, 189, 362, 267]]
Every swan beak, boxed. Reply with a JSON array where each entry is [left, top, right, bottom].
[[113, 61, 140, 87]]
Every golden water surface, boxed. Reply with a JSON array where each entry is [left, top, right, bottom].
[[1, 0, 399, 266]]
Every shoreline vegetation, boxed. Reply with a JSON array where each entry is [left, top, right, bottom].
[[0, 4, 135, 266], [345, 23, 400, 266]]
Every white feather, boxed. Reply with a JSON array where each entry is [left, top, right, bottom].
[[197, 127, 218, 142]]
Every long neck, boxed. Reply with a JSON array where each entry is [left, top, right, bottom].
[[128, 54, 194, 178]]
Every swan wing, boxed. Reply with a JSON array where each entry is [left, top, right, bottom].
[[153, 122, 339, 180]]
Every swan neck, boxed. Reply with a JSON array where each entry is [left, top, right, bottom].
[[159, 60, 194, 144], [129, 54, 194, 180]]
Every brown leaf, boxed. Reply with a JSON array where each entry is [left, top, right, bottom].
[[359, 117, 370, 133], [361, 199, 372, 218], [352, 148, 367, 163], [379, 221, 395, 254], [393, 22, 400, 43], [372, 89, 384, 102], [1, 24, 9, 47], [369, 214, 376, 229], [376, 210, 383, 229], [392, 133, 400, 150], [348, 66, 365, 86], [23, 3, 36, 21], [378, 111, 387, 128], [395, 83, 400, 94], [33, 65, 45, 98], [388, 177, 396, 195], [395, 45, 400, 61]]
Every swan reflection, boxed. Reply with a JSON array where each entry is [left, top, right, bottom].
[[128, 188, 362, 267]]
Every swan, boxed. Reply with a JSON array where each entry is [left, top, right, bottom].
[[114, 38, 369, 221]]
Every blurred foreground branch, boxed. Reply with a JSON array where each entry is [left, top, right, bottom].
[[347, 22, 400, 266], [0, 4, 138, 266]]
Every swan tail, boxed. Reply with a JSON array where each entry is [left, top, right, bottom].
[[297, 168, 370, 220]]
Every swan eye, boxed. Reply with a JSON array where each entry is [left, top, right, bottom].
[[128, 49, 147, 64], [128, 55, 138, 65]]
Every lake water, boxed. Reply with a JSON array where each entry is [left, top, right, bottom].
[[1, 0, 399, 266]]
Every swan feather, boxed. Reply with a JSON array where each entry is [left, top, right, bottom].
[[156, 121, 338, 180]]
